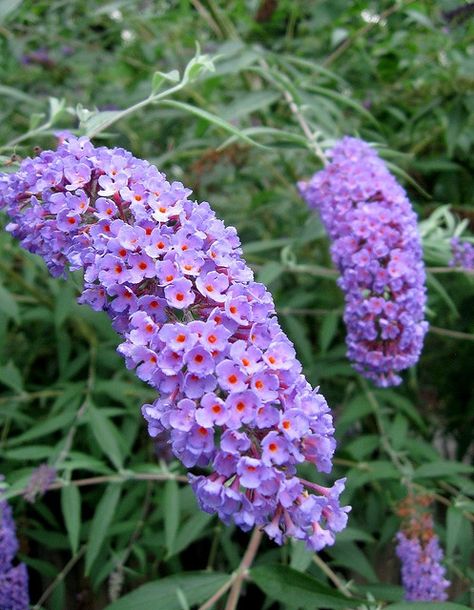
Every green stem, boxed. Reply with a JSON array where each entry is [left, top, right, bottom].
[[86, 80, 189, 139], [313, 553, 353, 598], [198, 574, 237, 610], [7, 472, 189, 500], [427, 266, 474, 275], [429, 325, 474, 342], [32, 545, 87, 609]]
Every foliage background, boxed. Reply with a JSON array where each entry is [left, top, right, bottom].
[[0, 0, 473, 608]]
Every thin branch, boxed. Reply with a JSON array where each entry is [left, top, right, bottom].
[[0, 259, 52, 306], [33, 545, 86, 609], [361, 379, 411, 479], [7, 472, 188, 500], [324, 0, 416, 67], [429, 325, 474, 342], [224, 527, 263, 610], [0, 389, 64, 405], [259, 57, 328, 165], [108, 481, 154, 601], [285, 262, 338, 279], [54, 343, 96, 469], [190, 0, 223, 37], [197, 574, 237, 610], [313, 553, 353, 598], [54, 472, 189, 488], [428, 266, 474, 275], [206, 524, 223, 571], [411, 483, 474, 524], [278, 307, 340, 317]]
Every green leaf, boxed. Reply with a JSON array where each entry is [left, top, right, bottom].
[[62, 451, 110, 474], [278, 53, 347, 85], [281, 315, 313, 369], [243, 237, 293, 255], [256, 261, 284, 286], [0, 84, 37, 104], [389, 413, 409, 451], [28, 112, 45, 130], [213, 47, 259, 75], [151, 69, 180, 93], [336, 526, 375, 544], [61, 485, 81, 555], [158, 100, 265, 148], [2, 445, 54, 460], [0, 284, 20, 323], [327, 542, 377, 582], [0, 0, 22, 22], [446, 99, 466, 157], [54, 283, 76, 328], [221, 91, 280, 121], [82, 110, 124, 138], [338, 394, 371, 429], [386, 161, 431, 199], [446, 506, 463, 557], [85, 484, 121, 575], [426, 273, 459, 318], [304, 84, 379, 126], [103, 572, 229, 610], [0, 361, 23, 393], [413, 460, 474, 480], [320, 311, 339, 353], [251, 565, 360, 609], [164, 479, 180, 557], [88, 403, 125, 470], [170, 511, 212, 557], [220, 126, 307, 150], [355, 582, 403, 602], [376, 391, 427, 432], [7, 410, 76, 447], [290, 540, 313, 572], [182, 52, 215, 83]]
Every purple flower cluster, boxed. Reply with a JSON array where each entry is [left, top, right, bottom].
[[298, 137, 428, 387], [0, 493, 29, 610], [450, 237, 474, 270], [396, 529, 450, 601], [0, 136, 349, 551], [23, 464, 57, 503]]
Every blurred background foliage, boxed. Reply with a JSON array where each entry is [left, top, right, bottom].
[[0, 0, 473, 608]]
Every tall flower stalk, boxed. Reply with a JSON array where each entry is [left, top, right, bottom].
[[0, 487, 29, 610], [299, 137, 428, 387], [395, 494, 450, 601], [450, 237, 474, 270], [0, 136, 349, 550]]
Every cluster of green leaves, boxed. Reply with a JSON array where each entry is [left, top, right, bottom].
[[0, 1, 473, 609]]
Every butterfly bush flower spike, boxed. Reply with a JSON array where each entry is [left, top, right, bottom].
[[299, 137, 428, 387], [395, 496, 450, 601], [450, 237, 474, 270], [0, 136, 349, 551], [0, 489, 29, 610]]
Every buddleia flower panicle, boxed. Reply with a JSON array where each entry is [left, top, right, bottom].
[[23, 464, 57, 503], [298, 137, 428, 387], [450, 237, 474, 270], [0, 483, 29, 610], [395, 494, 450, 602], [0, 136, 349, 551]]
